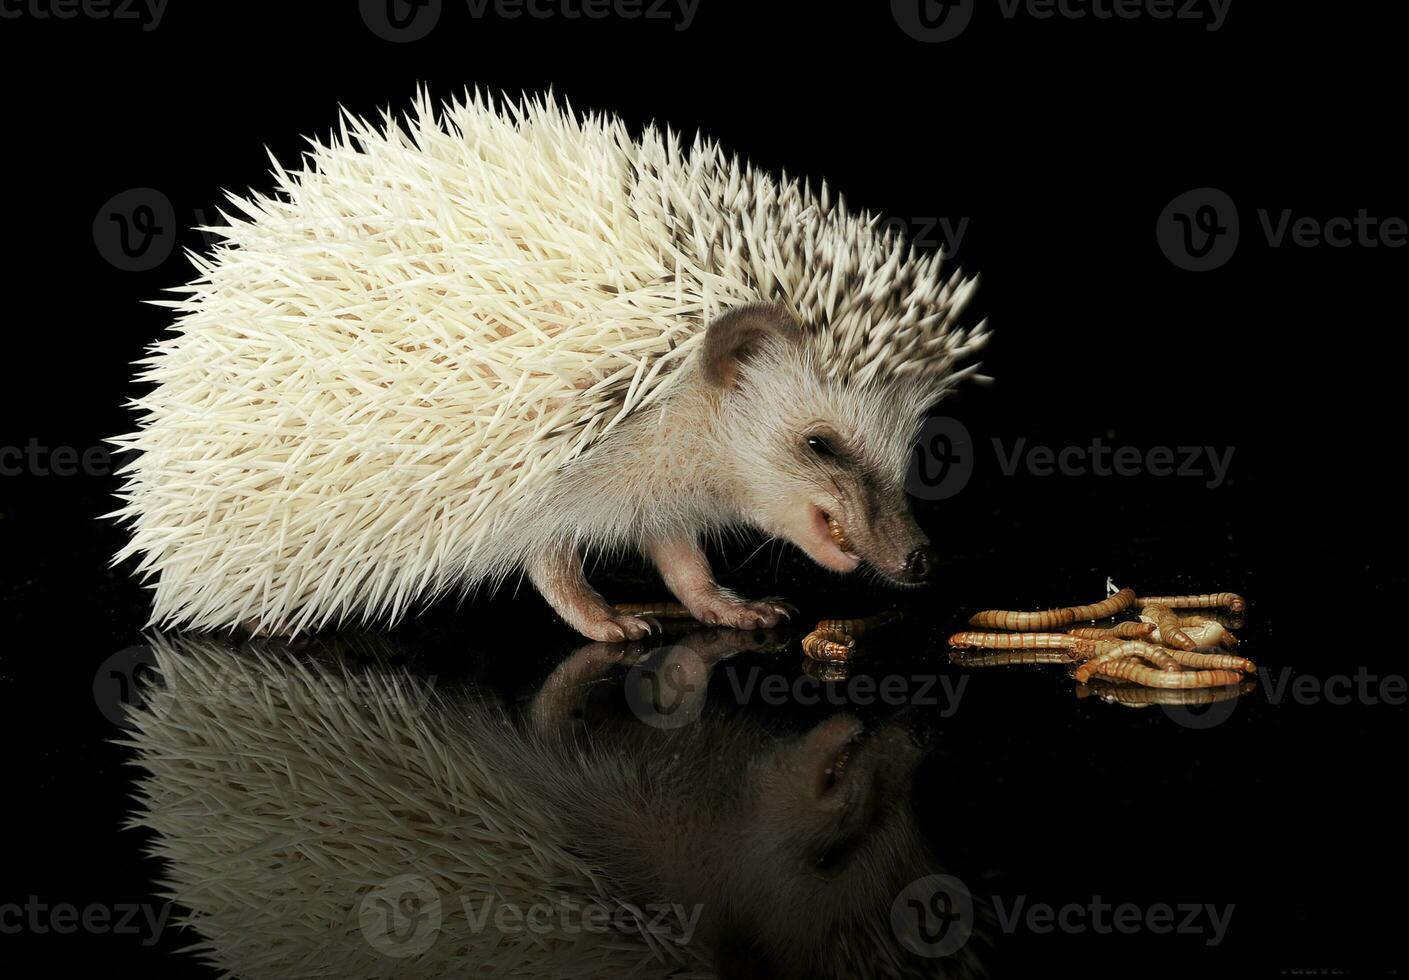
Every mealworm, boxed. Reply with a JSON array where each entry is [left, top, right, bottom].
[[817, 611, 903, 638], [1135, 592, 1246, 613], [802, 629, 856, 662], [1090, 659, 1244, 688], [950, 650, 1077, 667], [613, 601, 694, 618], [969, 587, 1137, 630], [1065, 588, 1137, 622], [1177, 621, 1237, 648], [1139, 604, 1195, 651], [1167, 649, 1257, 673], [968, 606, 1075, 629], [1067, 621, 1157, 640], [948, 631, 1089, 651], [1070, 641, 1172, 682], [826, 515, 854, 554]]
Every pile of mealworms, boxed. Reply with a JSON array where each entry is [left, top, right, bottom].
[[948, 588, 1254, 689]]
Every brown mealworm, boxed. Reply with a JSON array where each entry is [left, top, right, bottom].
[[1065, 587, 1137, 621], [968, 607, 1075, 629], [1140, 604, 1195, 651], [948, 631, 1089, 651], [826, 515, 854, 554], [969, 587, 1137, 630], [613, 601, 694, 618], [1091, 659, 1244, 688], [951, 650, 1077, 667], [1067, 621, 1157, 640], [817, 611, 903, 638], [1167, 649, 1257, 673], [802, 629, 855, 662], [1070, 641, 1172, 682], [1135, 592, 1246, 613], [1177, 621, 1237, 648]]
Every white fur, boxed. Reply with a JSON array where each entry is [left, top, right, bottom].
[[110, 90, 987, 633]]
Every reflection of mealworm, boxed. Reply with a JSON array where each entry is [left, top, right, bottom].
[[1080, 680, 1254, 707], [1067, 622, 1156, 640], [802, 629, 854, 661], [1168, 649, 1256, 673], [802, 658, 849, 682], [817, 611, 902, 638], [951, 650, 1077, 667], [1066, 588, 1137, 621], [948, 631, 1089, 651], [1140, 604, 1195, 650], [1091, 659, 1243, 688], [1135, 592, 1245, 613], [613, 601, 693, 618]]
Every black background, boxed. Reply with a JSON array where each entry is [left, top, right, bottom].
[[1, 0, 1404, 976]]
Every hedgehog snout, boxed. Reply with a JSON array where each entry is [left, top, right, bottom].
[[899, 544, 937, 584]]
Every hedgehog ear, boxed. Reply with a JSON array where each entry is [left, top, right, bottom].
[[701, 301, 801, 389]]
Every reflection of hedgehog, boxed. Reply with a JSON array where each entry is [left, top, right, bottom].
[[111, 92, 987, 639], [123, 633, 985, 979]]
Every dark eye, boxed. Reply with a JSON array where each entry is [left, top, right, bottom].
[[806, 436, 836, 458]]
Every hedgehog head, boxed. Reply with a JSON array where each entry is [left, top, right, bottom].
[[702, 302, 945, 585]]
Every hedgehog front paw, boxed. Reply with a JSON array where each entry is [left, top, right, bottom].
[[579, 613, 659, 643], [688, 594, 794, 630]]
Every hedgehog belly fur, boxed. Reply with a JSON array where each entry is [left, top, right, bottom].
[[109, 90, 986, 634]]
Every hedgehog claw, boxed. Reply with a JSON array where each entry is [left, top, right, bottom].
[[580, 613, 656, 643], [688, 596, 789, 631]]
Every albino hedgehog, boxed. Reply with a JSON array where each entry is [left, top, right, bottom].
[[111, 90, 988, 640]]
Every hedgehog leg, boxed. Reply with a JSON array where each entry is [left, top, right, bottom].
[[527, 543, 657, 642], [647, 535, 793, 630]]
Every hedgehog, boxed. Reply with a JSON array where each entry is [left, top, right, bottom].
[[122, 631, 988, 979], [110, 90, 988, 640]]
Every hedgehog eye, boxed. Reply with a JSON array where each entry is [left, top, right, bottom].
[[806, 436, 837, 459]]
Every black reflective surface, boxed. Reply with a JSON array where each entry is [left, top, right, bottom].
[[4, 2, 1406, 976]]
